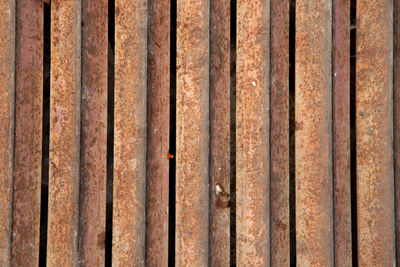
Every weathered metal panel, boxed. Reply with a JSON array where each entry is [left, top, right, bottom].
[[333, 0, 352, 265], [210, 0, 230, 265], [236, 0, 270, 266], [11, 0, 43, 265], [270, 0, 290, 265], [356, 0, 395, 265], [113, 0, 147, 264], [176, 0, 209, 265], [295, 0, 333, 266], [79, 0, 108, 265], [0, 0, 15, 265], [146, 0, 170, 265], [47, 0, 81, 265]]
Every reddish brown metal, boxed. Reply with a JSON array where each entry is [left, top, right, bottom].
[[113, 0, 147, 264], [210, 0, 230, 265], [395, 0, 400, 264], [270, 0, 290, 265], [356, 0, 395, 265], [0, 1, 15, 265], [333, 0, 352, 265], [295, 0, 333, 265], [79, 0, 108, 265], [146, 0, 170, 265], [47, 1, 81, 265], [11, 1, 43, 265], [236, 1, 270, 265], [176, 0, 209, 265]]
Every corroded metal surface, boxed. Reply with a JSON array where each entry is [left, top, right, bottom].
[[11, 0, 43, 265], [0, 0, 15, 265], [79, 0, 108, 265], [356, 0, 395, 265], [113, 0, 147, 264], [146, 0, 170, 265], [395, 0, 400, 264], [333, 0, 352, 265], [47, 0, 81, 265], [176, 0, 209, 265], [210, 0, 230, 265], [236, 0, 270, 266], [270, 0, 290, 265], [295, 0, 333, 266]]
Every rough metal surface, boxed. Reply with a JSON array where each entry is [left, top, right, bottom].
[[11, 0, 43, 265], [0, 0, 15, 265], [47, 0, 81, 265], [113, 0, 147, 265], [333, 0, 352, 265], [79, 0, 108, 265], [210, 0, 230, 265], [356, 0, 395, 265], [146, 0, 170, 265], [270, 0, 290, 265], [395, 0, 400, 264], [236, 0, 270, 266], [295, 0, 333, 266], [176, 0, 209, 265]]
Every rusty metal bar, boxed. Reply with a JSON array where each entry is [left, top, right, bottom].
[[270, 0, 290, 265], [356, 0, 395, 265], [176, 0, 209, 265], [395, 0, 400, 264], [295, 0, 333, 265], [0, 0, 15, 265], [79, 0, 108, 265], [11, 0, 43, 265], [47, 0, 81, 265], [333, 0, 352, 265], [146, 0, 170, 265], [209, 0, 230, 265], [236, 0, 270, 266], [113, 0, 147, 265]]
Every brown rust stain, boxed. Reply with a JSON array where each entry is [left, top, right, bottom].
[[113, 0, 147, 265], [357, 0, 395, 265], [79, 0, 108, 266], [296, 0, 334, 266], [146, 0, 170, 266], [11, 0, 43, 266], [176, 0, 210, 265], [236, 0, 270, 266]]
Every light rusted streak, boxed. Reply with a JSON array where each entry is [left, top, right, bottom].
[[79, 0, 108, 265], [333, 0, 352, 265], [113, 0, 147, 264], [210, 0, 230, 265], [146, 0, 170, 265], [270, 0, 290, 265], [295, 0, 333, 266], [11, 0, 43, 265], [47, 0, 81, 265], [176, 0, 209, 265], [236, 0, 270, 266], [356, 0, 395, 265], [395, 0, 400, 264], [0, 0, 15, 265]]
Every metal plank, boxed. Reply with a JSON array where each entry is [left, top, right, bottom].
[[356, 0, 395, 265], [146, 0, 170, 265], [210, 0, 230, 265], [113, 0, 147, 264], [79, 0, 108, 265], [11, 0, 43, 265], [47, 0, 81, 265], [270, 0, 290, 265], [295, 0, 333, 266], [176, 0, 209, 265], [0, 0, 15, 265], [236, 0, 270, 266], [333, 0, 352, 265]]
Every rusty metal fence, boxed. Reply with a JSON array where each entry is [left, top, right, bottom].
[[1, 0, 400, 266]]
